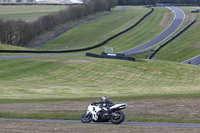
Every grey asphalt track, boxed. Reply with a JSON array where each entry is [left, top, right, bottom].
[[182, 55, 200, 65], [119, 7, 185, 55], [30, 7, 126, 49], [0, 54, 84, 60], [1, 118, 200, 127]]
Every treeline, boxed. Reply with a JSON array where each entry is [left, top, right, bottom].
[[117, 0, 200, 5], [0, 0, 117, 47]]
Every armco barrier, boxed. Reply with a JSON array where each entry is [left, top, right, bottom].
[[85, 53, 135, 61], [0, 8, 154, 53], [148, 20, 196, 59]]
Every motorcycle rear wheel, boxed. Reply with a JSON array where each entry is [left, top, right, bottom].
[[81, 112, 92, 123], [110, 111, 125, 124]]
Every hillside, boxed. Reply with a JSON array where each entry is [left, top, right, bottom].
[[86, 7, 173, 54], [0, 56, 199, 100], [41, 7, 172, 53], [38, 6, 152, 50]]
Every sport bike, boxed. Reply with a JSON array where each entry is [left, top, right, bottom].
[[81, 102, 127, 124]]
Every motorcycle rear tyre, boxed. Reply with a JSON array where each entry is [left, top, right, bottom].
[[110, 111, 125, 124]]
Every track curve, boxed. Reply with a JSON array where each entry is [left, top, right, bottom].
[[1, 118, 200, 127], [119, 7, 185, 55]]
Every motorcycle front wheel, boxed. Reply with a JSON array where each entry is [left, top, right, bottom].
[[81, 112, 92, 123], [110, 111, 125, 124]]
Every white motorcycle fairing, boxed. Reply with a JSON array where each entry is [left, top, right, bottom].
[[110, 103, 127, 110], [86, 104, 106, 121]]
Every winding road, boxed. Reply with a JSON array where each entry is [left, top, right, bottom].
[[119, 7, 185, 55], [1, 118, 200, 128]]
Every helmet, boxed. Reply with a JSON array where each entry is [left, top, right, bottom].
[[101, 96, 107, 101]]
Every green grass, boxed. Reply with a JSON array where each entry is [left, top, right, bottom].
[[0, 111, 81, 120], [155, 7, 200, 62], [0, 55, 200, 122], [0, 5, 67, 21], [0, 44, 29, 50], [39, 6, 151, 50], [0, 56, 199, 100]]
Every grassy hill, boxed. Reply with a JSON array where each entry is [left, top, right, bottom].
[[155, 7, 200, 62], [39, 7, 172, 53], [0, 56, 199, 100], [0, 56, 200, 122], [87, 7, 173, 54], [0, 5, 67, 22], [38, 6, 151, 50]]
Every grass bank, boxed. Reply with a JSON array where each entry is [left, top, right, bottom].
[[0, 56, 200, 122], [0, 56, 200, 100], [85, 7, 173, 54], [39, 6, 151, 50]]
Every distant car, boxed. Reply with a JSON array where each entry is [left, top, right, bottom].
[[191, 9, 199, 13]]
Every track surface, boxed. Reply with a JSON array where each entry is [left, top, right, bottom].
[[31, 7, 126, 49], [0, 54, 84, 60], [119, 7, 185, 55], [182, 55, 200, 65], [1, 118, 200, 128]]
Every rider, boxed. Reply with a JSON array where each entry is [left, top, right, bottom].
[[93, 96, 114, 115]]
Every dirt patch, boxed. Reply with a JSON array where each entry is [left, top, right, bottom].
[[0, 121, 200, 133], [41, 59, 58, 62], [28, 59, 58, 62], [160, 12, 173, 27], [125, 99, 200, 121], [64, 60, 95, 63], [184, 11, 196, 23], [194, 41, 200, 48]]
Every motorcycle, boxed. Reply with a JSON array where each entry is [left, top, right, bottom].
[[81, 102, 127, 124]]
